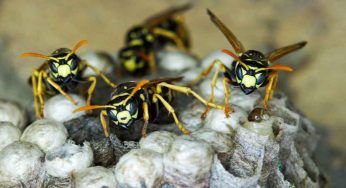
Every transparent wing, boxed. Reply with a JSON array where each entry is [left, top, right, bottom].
[[207, 9, 245, 54], [143, 77, 184, 88]]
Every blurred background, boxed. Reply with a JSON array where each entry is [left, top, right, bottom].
[[0, 0, 344, 186]]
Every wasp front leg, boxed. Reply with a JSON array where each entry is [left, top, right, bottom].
[[100, 110, 110, 137], [45, 73, 77, 105], [31, 69, 43, 118], [141, 102, 150, 137], [264, 72, 278, 110], [86, 76, 97, 106]]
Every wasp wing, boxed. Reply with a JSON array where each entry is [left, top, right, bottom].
[[207, 9, 245, 54], [145, 4, 192, 28], [266, 41, 307, 62], [143, 76, 184, 88]]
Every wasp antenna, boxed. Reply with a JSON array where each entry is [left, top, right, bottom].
[[21, 52, 51, 59], [123, 80, 150, 104], [72, 39, 88, 53], [206, 9, 215, 18], [222, 49, 249, 69], [298, 41, 307, 47], [262, 64, 294, 72], [221, 49, 239, 61], [73, 105, 114, 113]]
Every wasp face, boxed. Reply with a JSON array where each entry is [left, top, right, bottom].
[[48, 48, 80, 83], [235, 50, 268, 95], [126, 26, 154, 48], [107, 95, 140, 129], [107, 82, 141, 129]]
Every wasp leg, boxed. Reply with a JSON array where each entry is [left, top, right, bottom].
[[201, 61, 223, 118], [100, 110, 110, 137], [222, 77, 232, 117], [37, 71, 46, 118], [152, 28, 187, 50], [264, 72, 278, 110], [46, 75, 77, 105], [156, 82, 224, 110], [82, 61, 117, 88], [142, 102, 150, 137], [153, 93, 189, 134], [31, 69, 41, 118], [86, 76, 97, 107], [148, 51, 157, 74], [189, 59, 225, 86]]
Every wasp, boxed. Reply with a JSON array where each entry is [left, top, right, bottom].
[[74, 77, 223, 137], [190, 9, 307, 117], [119, 4, 191, 75], [22, 40, 116, 119]]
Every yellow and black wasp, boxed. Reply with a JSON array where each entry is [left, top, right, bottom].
[[21, 40, 116, 119], [190, 9, 307, 117], [119, 4, 191, 75], [74, 77, 223, 137]]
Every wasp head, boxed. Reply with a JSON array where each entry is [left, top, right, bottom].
[[107, 96, 140, 129], [107, 82, 141, 129], [235, 50, 269, 94], [48, 48, 80, 83]]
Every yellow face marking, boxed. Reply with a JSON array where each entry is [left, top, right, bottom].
[[123, 58, 137, 72], [242, 75, 256, 88], [51, 72, 58, 78], [129, 39, 143, 46], [117, 111, 132, 124], [140, 94, 145, 101], [67, 59, 73, 65], [125, 104, 131, 111], [146, 34, 154, 42], [71, 69, 78, 75], [255, 73, 262, 79], [111, 93, 129, 101], [57, 65, 71, 77], [132, 109, 138, 118]]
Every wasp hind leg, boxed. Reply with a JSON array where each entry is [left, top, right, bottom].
[[31, 69, 43, 118], [153, 93, 189, 135], [141, 102, 150, 137], [264, 72, 278, 110]]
